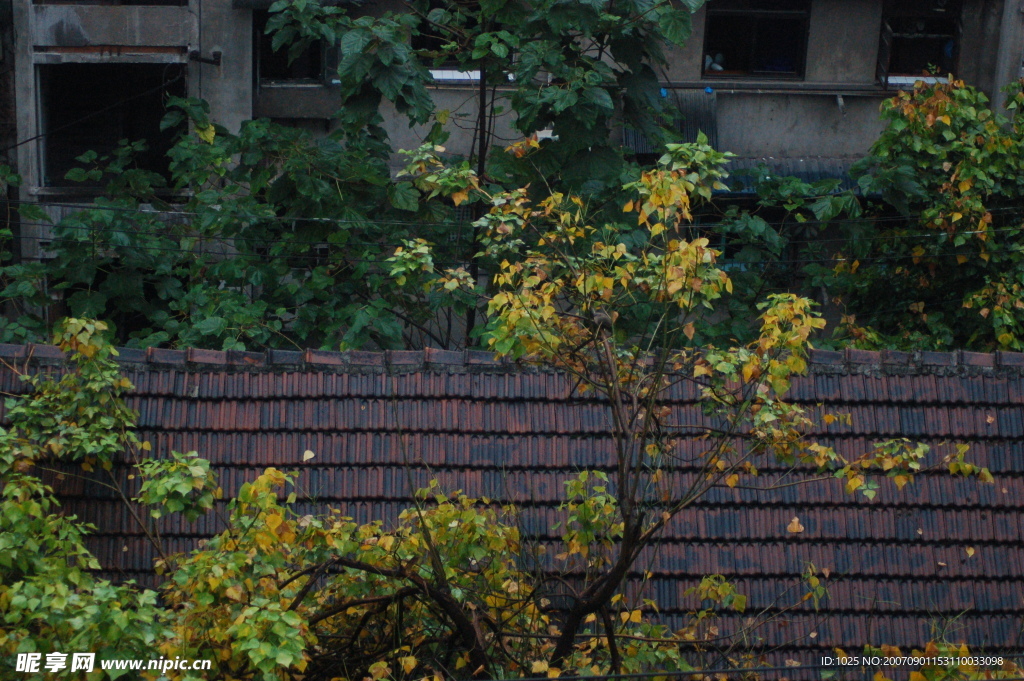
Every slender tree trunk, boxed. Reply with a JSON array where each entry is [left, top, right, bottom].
[[466, 65, 488, 344]]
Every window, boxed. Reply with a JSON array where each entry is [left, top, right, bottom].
[[877, 0, 960, 87], [37, 63, 185, 187], [701, 0, 811, 80], [253, 10, 325, 83]]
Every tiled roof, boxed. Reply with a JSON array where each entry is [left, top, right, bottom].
[[3, 344, 1022, 660]]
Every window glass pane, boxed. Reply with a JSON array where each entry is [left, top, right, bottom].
[[703, 0, 809, 79]]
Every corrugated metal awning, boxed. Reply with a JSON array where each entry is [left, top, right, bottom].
[[724, 156, 862, 193], [623, 88, 718, 155]]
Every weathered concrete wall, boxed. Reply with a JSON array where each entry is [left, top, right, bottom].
[[658, 0, 1013, 159], [382, 88, 520, 161], [714, 92, 886, 158], [30, 5, 193, 47], [804, 0, 880, 84], [255, 83, 520, 166], [662, 5, 706, 82], [9, 0, 1024, 192], [959, 0, 1007, 95], [191, 1, 253, 134]]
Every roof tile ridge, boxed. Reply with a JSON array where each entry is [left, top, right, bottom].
[[805, 347, 1024, 373]]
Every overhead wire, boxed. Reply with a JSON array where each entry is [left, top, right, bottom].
[[4, 208, 1021, 269], [0, 70, 187, 156], [6, 220, 479, 268], [6, 198, 1024, 239]]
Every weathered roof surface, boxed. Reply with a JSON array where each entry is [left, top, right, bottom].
[[3, 344, 1022, 660]]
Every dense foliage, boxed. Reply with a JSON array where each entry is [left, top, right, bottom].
[[813, 78, 1024, 351], [0, 140, 1006, 681], [0, 1, 1023, 354]]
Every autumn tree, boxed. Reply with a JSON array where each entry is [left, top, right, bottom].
[[806, 78, 1024, 351], [3, 135, 1007, 680]]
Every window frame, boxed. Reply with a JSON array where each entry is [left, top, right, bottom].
[[700, 0, 812, 81], [876, 0, 961, 88], [253, 9, 331, 86]]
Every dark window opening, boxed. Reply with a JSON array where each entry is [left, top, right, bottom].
[[878, 0, 960, 84], [702, 0, 810, 80], [254, 10, 324, 83], [38, 63, 185, 187]]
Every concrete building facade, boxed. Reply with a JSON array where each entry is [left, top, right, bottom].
[[2, 0, 1024, 251]]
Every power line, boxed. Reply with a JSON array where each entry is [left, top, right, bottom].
[[6, 199, 1024, 244], [6, 214, 1021, 266], [5, 223, 472, 267], [2, 220, 1017, 271], [0, 70, 186, 156], [4, 198, 478, 228]]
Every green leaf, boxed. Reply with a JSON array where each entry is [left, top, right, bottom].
[[657, 7, 693, 46], [195, 316, 227, 337], [389, 182, 420, 212]]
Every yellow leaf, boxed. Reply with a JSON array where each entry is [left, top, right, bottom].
[[965, 546, 975, 558], [741, 362, 753, 383], [956, 255, 968, 264], [224, 585, 244, 602], [266, 513, 283, 532], [787, 517, 805, 534], [939, 115, 952, 125], [303, 449, 315, 461], [725, 474, 739, 488], [682, 322, 695, 340], [823, 413, 836, 425], [958, 179, 973, 193], [532, 661, 549, 674], [910, 672, 927, 681], [952, 212, 963, 222], [400, 656, 417, 674], [196, 124, 216, 144], [630, 609, 642, 623]]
